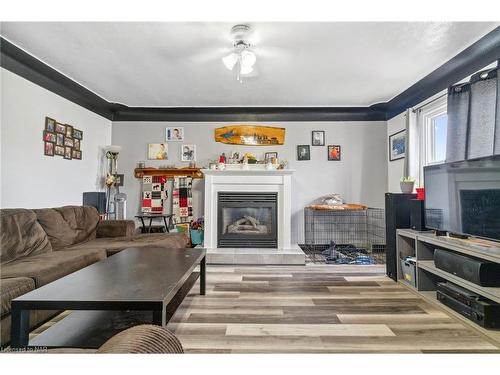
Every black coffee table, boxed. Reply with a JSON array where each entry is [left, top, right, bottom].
[[10, 247, 206, 349]]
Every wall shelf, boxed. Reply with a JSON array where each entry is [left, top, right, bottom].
[[396, 229, 500, 346], [134, 167, 204, 179]]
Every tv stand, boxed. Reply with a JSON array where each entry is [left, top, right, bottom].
[[396, 229, 500, 346]]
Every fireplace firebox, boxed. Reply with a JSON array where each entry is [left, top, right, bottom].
[[217, 192, 278, 248]]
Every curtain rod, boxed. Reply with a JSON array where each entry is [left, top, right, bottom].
[[412, 92, 447, 113]]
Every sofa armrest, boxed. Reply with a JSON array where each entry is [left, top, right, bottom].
[[96, 220, 135, 239]]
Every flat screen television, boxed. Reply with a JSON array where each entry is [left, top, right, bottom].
[[424, 155, 500, 241]]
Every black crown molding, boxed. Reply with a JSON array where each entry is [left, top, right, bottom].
[[110, 104, 388, 122], [0, 37, 114, 120], [1, 26, 499, 123], [385, 26, 500, 119]]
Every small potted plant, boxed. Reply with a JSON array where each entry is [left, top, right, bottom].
[[400, 176, 415, 194], [190, 217, 204, 246]]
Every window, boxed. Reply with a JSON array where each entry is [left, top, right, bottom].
[[417, 96, 448, 182]]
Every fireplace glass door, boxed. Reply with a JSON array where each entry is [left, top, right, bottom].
[[217, 192, 277, 248]]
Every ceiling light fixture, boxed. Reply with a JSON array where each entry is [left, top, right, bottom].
[[222, 25, 256, 83]]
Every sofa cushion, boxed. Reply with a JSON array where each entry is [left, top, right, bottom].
[[0, 277, 36, 316], [34, 206, 100, 249], [1, 249, 106, 287], [65, 233, 189, 255], [0, 209, 52, 264]]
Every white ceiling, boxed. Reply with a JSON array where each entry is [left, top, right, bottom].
[[1, 22, 498, 107]]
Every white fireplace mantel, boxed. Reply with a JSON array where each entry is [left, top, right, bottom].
[[202, 167, 296, 250]]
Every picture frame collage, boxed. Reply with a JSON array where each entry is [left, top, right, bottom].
[[297, 130, 341, 161], [147, 127, 196, 163], [44, 117, 83, 160]]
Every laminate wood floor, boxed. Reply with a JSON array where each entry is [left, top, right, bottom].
[[165, 265, 500, 353]]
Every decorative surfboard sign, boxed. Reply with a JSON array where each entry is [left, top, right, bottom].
[[215, 125, 285, 146]]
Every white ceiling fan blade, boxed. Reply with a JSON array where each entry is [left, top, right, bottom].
[[188, 47, 232, 64], [253, 45, 290, 58]]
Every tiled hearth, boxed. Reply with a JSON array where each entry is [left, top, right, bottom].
[[202, 166, 305, 265]]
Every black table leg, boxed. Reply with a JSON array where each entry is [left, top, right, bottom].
[[152, 309, 163, 326], [11, 305, 30, 348], [139, 217, 146, 233], [163, 217, 169, 233], [148, 218, 153, 233], [200, 256, 206, 295]]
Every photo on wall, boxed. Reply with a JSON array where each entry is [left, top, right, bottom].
[[389, 129, 406, 161], [56, 133, 64, 146], [297, 145, 310, 161], [181, 144, 196, 162], [55, 122, 66, 134], [45, 117, 56, 132], [166, 127, 184, 141], [44, 142, 54, 156], [148, 143, 168, 160], [43, 131, 56, 143], [328, 145, 341, 161], [65, 124, 73, 138], [55, 145, 65, 156], [312, 130, 325, 146]]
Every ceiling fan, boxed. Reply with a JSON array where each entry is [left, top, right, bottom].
[[221, 24, 257, 82], [189, 23, 288, 83]]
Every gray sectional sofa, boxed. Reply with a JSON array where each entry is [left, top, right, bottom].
[[0, 205, 188, 346]]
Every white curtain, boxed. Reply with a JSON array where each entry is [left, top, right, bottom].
[[403, 108, 420, 185]]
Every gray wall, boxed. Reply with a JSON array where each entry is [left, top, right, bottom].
[[1, 69, 112, 208], [112, 121, 388, 244]]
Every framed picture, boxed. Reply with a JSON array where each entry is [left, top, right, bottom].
[[73, 128, 83, 140], [43, 131, 56, 143], [55, 123, 66, 134], [166, 127, 184, 141], [45, 117, 56, 132], [64, 137, 74, 147], [312, 130, 325, 146], [54, 145, 65, 156], [328, 145, 341, 161], [64, 146, 72, 160], [113, 174, 124, 186], [389, 129, 406, 161], [65, 124, 73, 138], [72, 149, 82, 160], [56, 133, 64, 146], [44, 142, 54, 156], [181, 144, 196, 162], [265, 152, 278, 163], [148, 143, 168, 160], [297, 145, 310, 161], [73, 139, 80, 150]]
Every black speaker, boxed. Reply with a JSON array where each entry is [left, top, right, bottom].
[[434, 249, 500, 287], [385, 193, 416, 281], [409, 199, 425, 231], [83, 192, 107, 214]]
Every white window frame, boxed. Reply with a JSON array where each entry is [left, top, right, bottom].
[[416, 96, 447, 183]]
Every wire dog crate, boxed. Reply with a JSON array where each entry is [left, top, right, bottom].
[[303, 207, 386, 264]]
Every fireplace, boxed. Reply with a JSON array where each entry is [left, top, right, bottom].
[[217, 192, 278, 248]]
